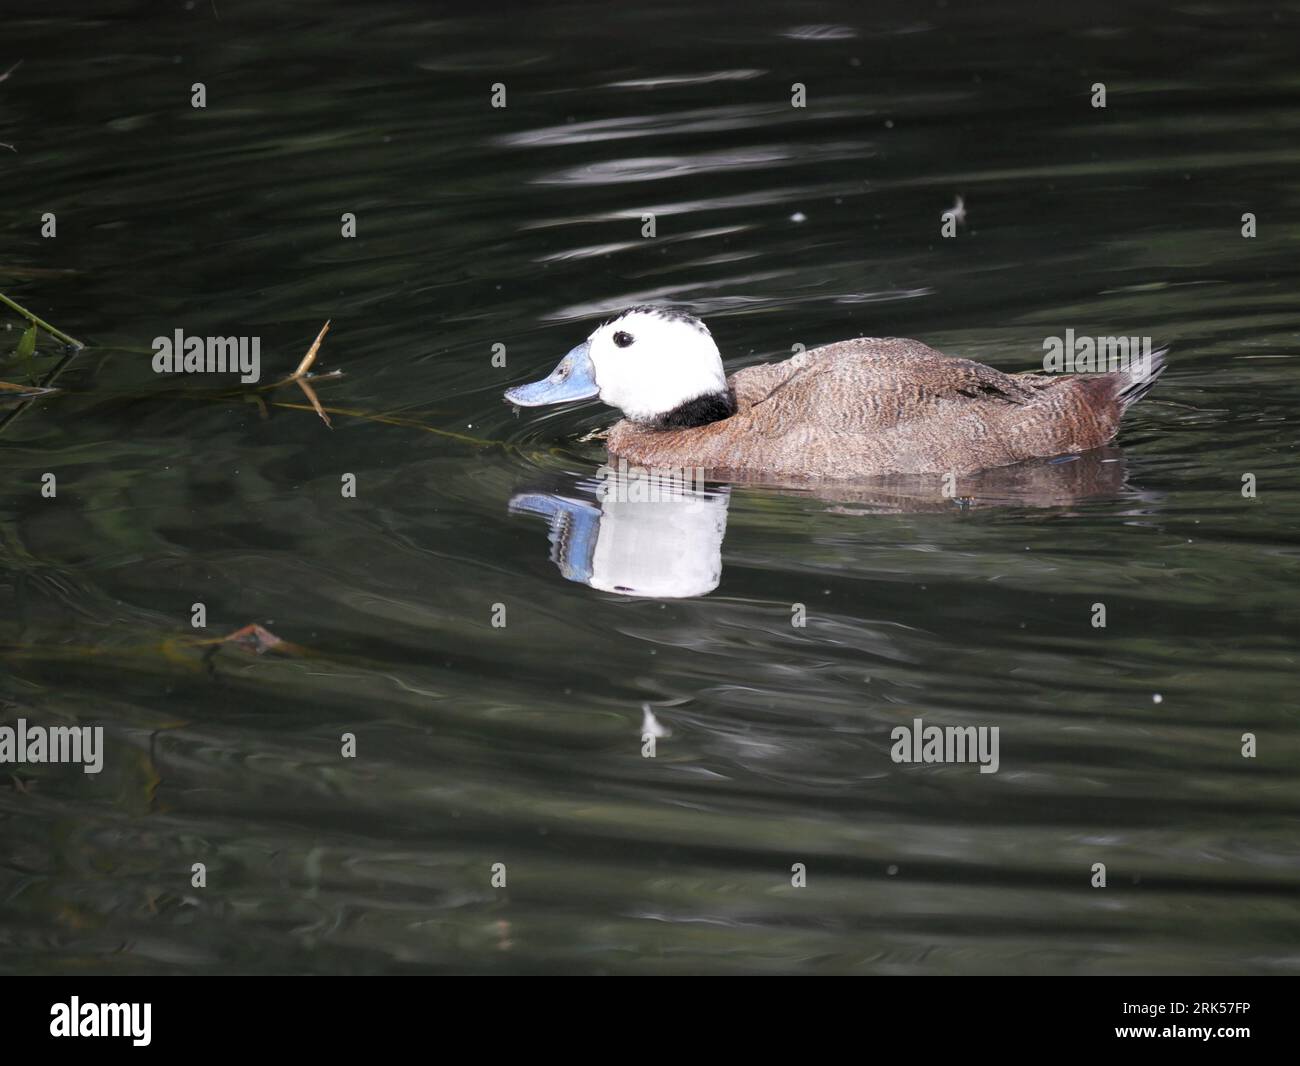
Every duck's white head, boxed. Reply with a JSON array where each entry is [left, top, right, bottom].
[[505, 307, 734, 425]]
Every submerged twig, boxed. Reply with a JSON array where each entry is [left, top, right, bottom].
[[0, 289, 85, 349], [294, 376, 331, 428], [0, 380, 57, 398], [0, 307, 540, 457], [0, 290, 85, 434], [0, 63, 20, 152]]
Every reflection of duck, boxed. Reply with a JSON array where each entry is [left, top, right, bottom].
[[504, 307, 1166, 479], [510, 462, 729, 598], [510, 449, 1146, 597], [803, 447, 1139, 512]]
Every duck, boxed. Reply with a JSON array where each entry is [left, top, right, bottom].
[[503, 307, 1166, 479]]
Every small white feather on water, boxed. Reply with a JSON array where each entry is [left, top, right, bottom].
[[642, 704, 670, 738]]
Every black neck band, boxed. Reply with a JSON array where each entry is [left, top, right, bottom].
[[656, 389, 736, 429]]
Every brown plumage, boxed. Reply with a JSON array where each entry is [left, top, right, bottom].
[[607, 337, 1166, 479]]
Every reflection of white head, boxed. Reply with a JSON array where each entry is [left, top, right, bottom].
[[587, 307, 728, 423], [511, 463, 730, 598], [588, 468, 729, 597]]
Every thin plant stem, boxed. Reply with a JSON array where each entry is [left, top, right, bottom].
[[0, 289, 85, 349]]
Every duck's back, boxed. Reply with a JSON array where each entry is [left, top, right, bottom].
[[608, 337, 1162, 478]]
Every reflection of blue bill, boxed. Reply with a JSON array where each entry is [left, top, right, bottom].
[[509, 493, 600, 584]]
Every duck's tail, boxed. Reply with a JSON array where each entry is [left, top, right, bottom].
[[1114, 345, 1168, 410]]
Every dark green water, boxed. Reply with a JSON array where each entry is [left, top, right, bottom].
[[1, 0, 1297, 974]]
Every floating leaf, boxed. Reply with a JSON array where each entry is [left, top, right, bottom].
[[15, 321, 36, 359], [226, 623, 286, 654], [205, 622, 304, 656]]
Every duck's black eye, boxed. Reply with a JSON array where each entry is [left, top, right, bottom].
[[613, 331, 634, 348]]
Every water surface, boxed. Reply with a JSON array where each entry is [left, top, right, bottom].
[[1, 0, 1298, 974]]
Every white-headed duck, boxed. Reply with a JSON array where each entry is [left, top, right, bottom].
[[504, 307, 1166, 479]]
